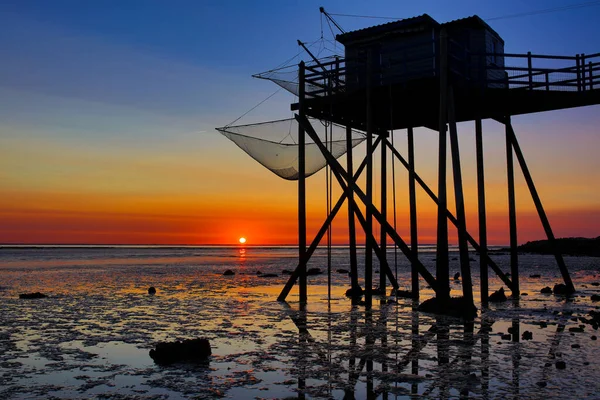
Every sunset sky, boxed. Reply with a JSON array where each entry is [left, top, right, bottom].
[[1, 0, 599, 245]]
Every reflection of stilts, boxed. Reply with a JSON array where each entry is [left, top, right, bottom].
[[480, 317, 492, 399], [511, 316, 520, 400]]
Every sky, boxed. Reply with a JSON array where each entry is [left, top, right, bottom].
[[1, 0, 599, 245]]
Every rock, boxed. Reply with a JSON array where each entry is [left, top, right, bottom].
[[417, 296, 477, 320], [591, 294, 600, 302], [540, 321, 548, 328], [453, 272, 460, 281], [553, 283, 572, 296], [223, 270, 235, 276], [19, 292, 47, 299], [281, 269, 292, 275], [336, 269, 349, 274], [261, 273, 278, 278], [345, 286, 364, 298], [522, 331, 533, 340], [469, 257, 476, 262], [451, 257, 458, 261], [536, 381, 547, 388], [530, 274, 541, 278], [571, 344, 580, 348], [592, 336, 597, 340], [148, 287, 156, 295], [541, 286, 553, 294], [522, 292, 529, 296], [306, 268, 322, 276], [569, 326, 584, 333], [501, 334, 512, 340], [149, 338, 211, 365], [591, 282, 600, 286], [489, 287, 507, 302], [555, 360, 566, 370], [256, 271, 262, 275], [372, 287, 386, 295]]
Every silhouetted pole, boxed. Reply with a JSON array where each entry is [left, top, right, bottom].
[[436, 28, 450, 302], [475, 119, 489, 306], [298, 61, 307, 304], [447, 86, 473, 306], [506, 123, 575, 293], [380, 129, 387, 294], [365, 49, 373, 308], [408, 127, 419, 298], [347, 126, 360, 296], [505, 117, 519, 296]]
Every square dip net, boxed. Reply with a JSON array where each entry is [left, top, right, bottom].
[[217, 117, 365, 180]]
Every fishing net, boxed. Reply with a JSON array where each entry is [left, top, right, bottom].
[[217, 117, 366, 180]]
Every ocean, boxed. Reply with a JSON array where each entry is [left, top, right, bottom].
[[1, 245, 599, 399]]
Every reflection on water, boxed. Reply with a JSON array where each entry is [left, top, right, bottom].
[[1, 247, 600, 398]]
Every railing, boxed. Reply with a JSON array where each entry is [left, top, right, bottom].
[[300, 44, 600, 97]]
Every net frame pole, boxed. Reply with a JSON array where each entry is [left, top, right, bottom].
[[298, 61, 307, 304]]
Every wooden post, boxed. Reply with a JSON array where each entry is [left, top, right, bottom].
[[527, 52, 533, 90], [581, 54, 586, 91], [545, 72, 550, 91], [365, 48, 373, 308], [475, 119, 489, 306], [506, 117, 519, 296], [380, 129, 387, 294], [448, 86, 473, 306], [590, 62, 594, 90], [298, 61, 307, 304], [436, 28, 450, 301], [576, 54, 581, 92], [506, 123, 575, 293], [347, 126, 360, 296], [408, 127, 419, 298]]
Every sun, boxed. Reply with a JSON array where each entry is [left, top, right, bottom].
[[239, 237, 247, 244]]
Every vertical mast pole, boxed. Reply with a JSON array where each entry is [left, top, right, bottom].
[[475, 118, 489, 305], [436, 28, 450, 301], [408, 127, 419, 298], [506, 117, 519, 296], [298, 61, 307, 304]]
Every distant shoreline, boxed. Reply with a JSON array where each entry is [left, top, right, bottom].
[[508, 236, 600, 257]]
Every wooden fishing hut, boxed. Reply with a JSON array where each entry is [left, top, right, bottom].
[[278, 12, 600, 313]]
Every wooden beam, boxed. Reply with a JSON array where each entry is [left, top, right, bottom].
[[408, 127, 419, 298], [298, 61, 307, 304], [506, 118, 519, 296], [506, 123, 575, 293]]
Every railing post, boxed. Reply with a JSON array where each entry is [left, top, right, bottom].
[[576, 54, 581, 92], [545, 72, 549, 91], [591, 61, 594, 90], [527, 51, 533, 90], [581, 54, 586, 91]]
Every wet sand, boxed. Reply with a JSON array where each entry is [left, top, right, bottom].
[[1, 246, 599, 399]]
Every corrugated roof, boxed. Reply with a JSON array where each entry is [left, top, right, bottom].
[[336, 14, 439, 44], [442, 15, 504, 43], [336, 14, 504, 45]]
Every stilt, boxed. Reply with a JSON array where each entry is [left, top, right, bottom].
[[365, 49, 373, 308], [447, 86, 473, 306], [475, 119, 489, 306], [505, 117, 519, 296], [346, 126, 360, 296], [436, 28, 450, 301], [506, 123, 575, 292], [408, 127, 419, 298], [298, 61, 307, 304], [380, 129, 387, 294]]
